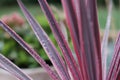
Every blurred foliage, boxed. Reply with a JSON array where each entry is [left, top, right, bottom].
[[0, 0, 119, 6], [0, 0, 60, 6], [0, 2, 62, 68], [97, 0, 106, 5], [0, 26, 39, 68], [97, 0, 119, 6], [0, 14, 60, 68], [0, 0, 119, 69], [113, 0, 119, 6], [98, 7, 120, 30]]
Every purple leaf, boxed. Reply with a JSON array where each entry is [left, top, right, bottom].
[[115, 65, 120, 79], [18, 1, 70, 80], [0, 21, 60, 80], [0, 54, 32, 80], [74, 0, 102, 80], [107, 32, 120, 80], [59, 21, 68, 42], [17, 0, 70, 80], [61, 1, 83, 79], [101, 0, 113, 80], [37, 0, 81, 80]]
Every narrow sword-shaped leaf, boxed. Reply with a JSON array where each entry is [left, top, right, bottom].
[[0, 54, 32, 80], [61, 1, 83, 79], [61, 0, 80, 55], [77, 0, 93, 80], [17, 0, 70, 80], [75, 0, 102, 80], [86, 0, 101, 61], [86, 0, 103, 80], [101, 0, 113, 80], [59, 21, 68, 41], [72, 0, 103, 79], [38, 0, 82, 80], [73, 0, 88, 79], [0, 21, 60, 80], [113, 53, 120, 79], [115, 64, 120, 80]]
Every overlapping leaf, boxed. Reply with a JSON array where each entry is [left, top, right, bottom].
[[107, 33, 120, 80], [0, 21, 60, 80], [73, 0, 102, 80], [37, 0, 81, 80], [17, 0, 70, 80], [0, 54, 32, 80], [61, 1, 83, 79], [0, 0, 119, 80], [101, 0, 113, 79]]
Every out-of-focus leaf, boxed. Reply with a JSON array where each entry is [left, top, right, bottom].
[[107, 33, 120, 80], [0, 21, 60, 80], [38, 0, 81, 79], [0, 53, 32, 80], [17, 0, 70, 80], [101, 0, 113, 79]]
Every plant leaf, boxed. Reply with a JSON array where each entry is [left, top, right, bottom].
[[59, 21, 68, 42], [116, 65, 120, 80], [73, 0, 88, 79], [17, 0, 70, 80], [0, 21, 60, 80], [61, 1, 83, 79], [74, 0, 102, 80], [0, 53, 32, 80], [37, 0, 82, 80], [101, 0, 113, 80], [107, 32, 120, 80]]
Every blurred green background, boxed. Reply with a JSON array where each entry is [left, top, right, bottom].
[[0, 0, 119, 68], [0, 0, 119, 6]]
